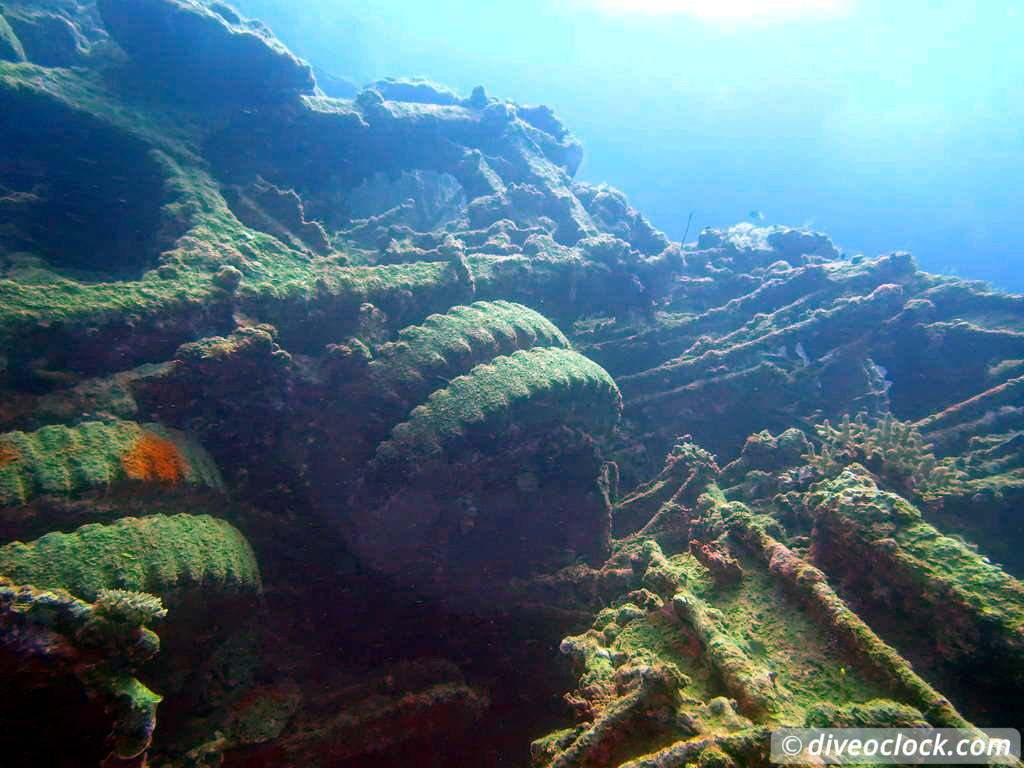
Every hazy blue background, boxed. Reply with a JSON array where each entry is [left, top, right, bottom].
[[234, 0, 1023, 292]]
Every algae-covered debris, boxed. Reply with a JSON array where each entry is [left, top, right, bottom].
[[1, 0, 1023, 765]]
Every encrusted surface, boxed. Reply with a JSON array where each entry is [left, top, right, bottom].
[[1, 1, 1023, 766]]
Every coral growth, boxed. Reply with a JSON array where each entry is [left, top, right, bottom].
[[804, 413, 963, 498], [0, 580, 166, 763], [0, 420, 222, 507], [0, 512, 261, 600], [371, 346, 621, 478], [0, 0, 1023, 765], [121, 431, 187, 483]]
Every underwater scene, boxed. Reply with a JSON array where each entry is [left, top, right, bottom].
[[0, 0, 1022, 766]]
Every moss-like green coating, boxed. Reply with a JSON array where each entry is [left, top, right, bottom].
[[0, 580, 165, 760], [811, 465, 1024, 632], [99, 674, 164, 759], [614, 727, 773, 768], [804, 699, 928, 727], [372, 347, 621, 476], [370, 300, 570, 406], [672, 589, 781, 717], [0, 513, 261, 601], [716, 489, 974, 729], [0, 64, 471, 370], [0, 13, 26, 62], [807, 465, 1024, 697], [0, 419, 223, 506]]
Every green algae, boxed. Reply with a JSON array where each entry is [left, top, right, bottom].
[[0, 14, 26, 62], [810, 465, 1024, 635], [0, 62, 472, 371], [0, 419, 223, 506], [613, 610, 719, 700], [685, 547, 888, 720], [0, 580, 166, 760], [372, 346, 621, 476], [804, 699, 927, 727], [0, 513, 260, 601], [100, 675, 164, 758], [371, 300, 570, 401], [596, 536, 891, 727], [4, 11, 1024, 764], [718, 492, 975, 728], [0, 62, 205, 158]]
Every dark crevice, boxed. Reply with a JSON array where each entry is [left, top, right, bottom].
[[0, 86, 182, 281]]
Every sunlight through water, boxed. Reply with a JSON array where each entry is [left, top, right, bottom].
[[583, 0, 852, 21]]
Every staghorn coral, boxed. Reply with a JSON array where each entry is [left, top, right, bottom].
[[804, 412, 964, 498]]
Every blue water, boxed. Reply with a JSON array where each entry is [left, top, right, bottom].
[[236, 0, 1024, 292]]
